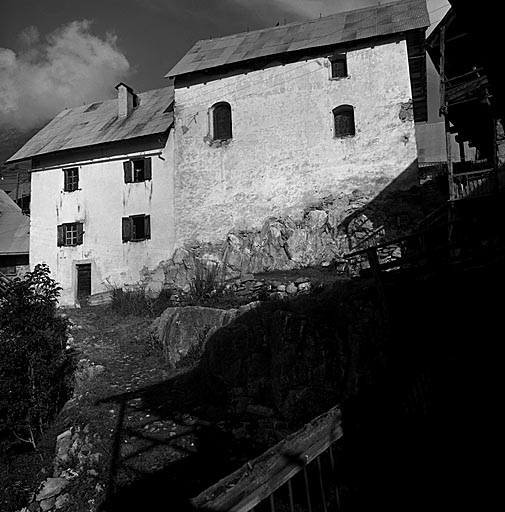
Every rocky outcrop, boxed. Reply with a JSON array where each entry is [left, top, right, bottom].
[[141, 184, 443, 294], [152, 303, 261, 368]]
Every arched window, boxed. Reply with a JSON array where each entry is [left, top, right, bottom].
[[333, 105, 355, 138], [211, 102, 232, 141]]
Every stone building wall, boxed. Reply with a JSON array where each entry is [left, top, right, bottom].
[[172, 38, 420, 249]]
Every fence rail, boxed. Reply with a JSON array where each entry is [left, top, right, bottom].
[[192, 405, 343, 512], [452, 168, 496, 200]]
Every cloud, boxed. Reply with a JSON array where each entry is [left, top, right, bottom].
[[0, 20, 130, 130]]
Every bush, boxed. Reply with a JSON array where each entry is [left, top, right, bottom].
[[0, 264, 74, 452], [109, 286, 173, 318], [187, 259, 226, 303]]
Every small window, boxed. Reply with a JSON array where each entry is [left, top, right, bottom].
[[333, 105, 355, 138], [211, 102, 232, 141], [330, 54, 348, 79], [123, 158, 152, 183], [122, 215, 151, 242], [57, 222, 84, 247], [63, 168, 79, 192]]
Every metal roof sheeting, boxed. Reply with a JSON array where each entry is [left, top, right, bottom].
[[6, 87, 174, 163], [0, 189, 29, 255], [166, 0, 429, 78]]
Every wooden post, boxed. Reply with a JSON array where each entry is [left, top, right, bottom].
[[439, 24, 456, 242], [366, 248, 389, 322]]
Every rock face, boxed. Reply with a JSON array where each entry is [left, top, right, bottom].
[[141, 182, 446, 294], [152, 303, 261, 368]]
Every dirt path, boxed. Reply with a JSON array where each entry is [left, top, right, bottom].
[[57, 306, 251, 512]]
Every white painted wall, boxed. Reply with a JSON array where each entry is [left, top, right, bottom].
[[30, 134, 174, 306], [173, 39, 419, 245]]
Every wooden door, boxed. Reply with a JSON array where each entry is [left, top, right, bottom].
[[76, 264, 91, 304]]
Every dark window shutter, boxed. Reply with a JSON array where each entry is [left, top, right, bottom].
[[213, 103, 232, 140], [57, 225, 64, 246], [144, 158, 152, 180], [123, 161, 133, 183], [122, 217, 132, 242], [76, 223, 84, 245], [63, 170, 68, 191], [75, 169, 79, 190], [144, 215, 151, 239]]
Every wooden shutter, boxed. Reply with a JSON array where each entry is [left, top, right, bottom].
[[144, 215, 151, 240], [63, 170, 69, 191], [144, 158, 152, 180], [76, 223, 84, 245], [122, 217, 132, 242], [57, 225, 64, 247], [75, 169, 79, 190], [123, 161, 133, 183]]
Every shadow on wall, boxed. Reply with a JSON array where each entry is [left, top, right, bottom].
[[144, 158, 448, 291]]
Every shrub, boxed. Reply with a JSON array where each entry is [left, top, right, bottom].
[[109, 285, 173, 318], [0, 264, 74, 452], [187, 259, 226, 303]]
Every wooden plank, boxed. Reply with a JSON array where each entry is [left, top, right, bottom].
[[191, 406, 342, 512]]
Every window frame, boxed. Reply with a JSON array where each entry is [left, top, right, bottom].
[[63, 167, 79, 192], [210, 102, 233, 142], [57, 222, 84, 247], [123, 157, 152, 183], [122, 214, 151, 243], [329, 54, 348, 79], [332, 105, 355, 138]]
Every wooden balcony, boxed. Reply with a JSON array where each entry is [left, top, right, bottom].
[[451, 166, 496, 201]]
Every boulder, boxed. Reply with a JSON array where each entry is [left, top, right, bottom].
[[36, 478, 69, 501]]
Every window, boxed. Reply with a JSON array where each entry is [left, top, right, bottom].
[[123, 157, 152, 183], [63, 167, 79, 192], [122, 215, 151, 242], [330, 54, 348, 79], [333, 105, 355, 138], [57, 222, 84, 247], [211, 102, 232, 141]]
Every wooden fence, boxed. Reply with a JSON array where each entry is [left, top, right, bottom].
[[192, 405, 343, 512]]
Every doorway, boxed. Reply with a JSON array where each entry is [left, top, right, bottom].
[[76, 263, 91, 305]]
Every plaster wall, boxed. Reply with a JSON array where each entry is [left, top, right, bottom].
[[29, 136, 174, 306], [173, 39, 419, 246]]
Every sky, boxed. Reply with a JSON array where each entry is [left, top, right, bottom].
[[0, 0, 450, 132]]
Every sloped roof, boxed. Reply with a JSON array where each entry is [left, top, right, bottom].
[[0, 189, 29, 255], [166, 0, 429, 78], [7, 86, 174, 164]]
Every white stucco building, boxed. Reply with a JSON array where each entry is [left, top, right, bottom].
[[7, 0, 431, 305], [7, 84, 174, 305], [165, 0, 429, 244]]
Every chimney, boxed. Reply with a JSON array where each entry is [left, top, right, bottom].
[[115, 82, 138, 118]]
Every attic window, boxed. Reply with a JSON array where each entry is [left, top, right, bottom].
[[63, 167, 79, 192], [85, 102, 102, 112], [210, 102, 232, 141], [329, 54, 348, 79], [123, 157, 152, 183]]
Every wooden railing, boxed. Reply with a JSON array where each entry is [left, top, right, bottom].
[[0, 271, 11, 295], [192, 405, 343, 512], [452, 168, 496, 201]]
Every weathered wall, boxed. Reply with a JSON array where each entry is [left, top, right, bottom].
[[30, 135, 175, 306], [173, 39, 419, 247]]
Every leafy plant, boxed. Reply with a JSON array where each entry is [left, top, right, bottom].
[[187, 259, 226, 303], [0, 264, 75, 452], [109, 285, 173, 318]]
